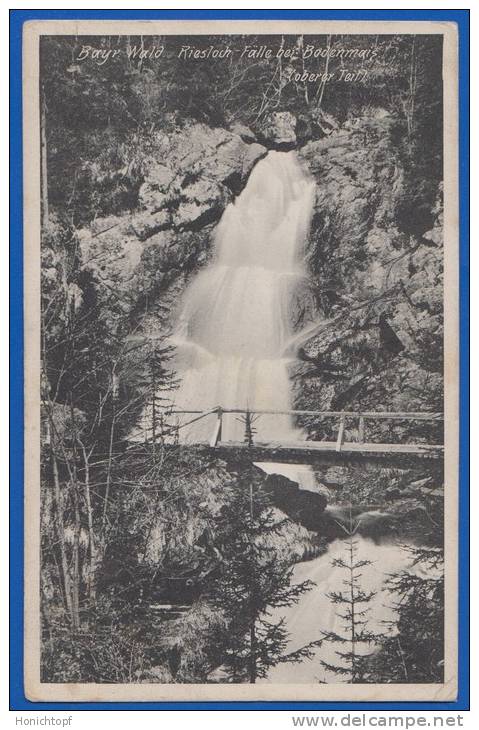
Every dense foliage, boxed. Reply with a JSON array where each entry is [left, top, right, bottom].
[[367, 547, 444, 684]]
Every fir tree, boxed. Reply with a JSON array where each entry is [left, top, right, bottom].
[[235, 407, 260, 447], [367, 546, 444, 683], [209, 472, 318, 683], [126, 332, 178, 449], [319, 510, 381, 683]]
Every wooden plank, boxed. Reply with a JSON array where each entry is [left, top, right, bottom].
[[358, 416, 365, 443], [205, 440, 444, 467], [221, 409, 443, 421], [209, 411, 223, 447], [170, 408, 443, 421], [154, 407, 219, 440], [336, 415, 345, 452], [217, 440, 443, 455]]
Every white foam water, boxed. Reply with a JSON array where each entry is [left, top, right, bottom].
[[140, 150, 317, 489], [261, 536, 418, 684]]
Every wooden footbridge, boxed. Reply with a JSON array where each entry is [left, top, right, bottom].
[[169, 407, 444, 467]]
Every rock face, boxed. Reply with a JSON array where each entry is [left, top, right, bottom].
[[295, 113, 443, 431], [228, 122, 257, 143], [78, 123, 267, 324], [299, 114, 403, 290], [137, 123, 266, 230]]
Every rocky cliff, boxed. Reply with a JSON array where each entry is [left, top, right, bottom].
[[294, 112, 443, 436], [77, 122, 267, 330]]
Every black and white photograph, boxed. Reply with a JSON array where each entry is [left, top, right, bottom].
[[22, 19, 459, 702]]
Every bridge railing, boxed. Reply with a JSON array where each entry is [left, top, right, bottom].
[[170, 407, 443, 451]]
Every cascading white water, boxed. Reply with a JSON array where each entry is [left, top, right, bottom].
[[171, 150, 316, 486], [261, 536, 417, 684]]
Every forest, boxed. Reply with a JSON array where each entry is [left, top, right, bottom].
[[40, 33, 444, 685]]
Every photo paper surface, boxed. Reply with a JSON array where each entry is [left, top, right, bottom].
[[23, 19, 459, 702]]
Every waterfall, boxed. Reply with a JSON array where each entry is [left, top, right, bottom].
[[171, 150, 316, 487], [128, 150, 317, 484]]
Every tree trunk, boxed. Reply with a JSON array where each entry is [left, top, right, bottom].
[[151, 358, 157, 457], [81, 444, 97, 604], [40, 85, 49, 226], [69, 399, 81, 631], [349, 534, 356, 683], [70, 482, 81, 630], [249, 622, 257, 684], [248, 480, 257, 683], [51, 449, 73, 619], [101, 407, 116, 541]]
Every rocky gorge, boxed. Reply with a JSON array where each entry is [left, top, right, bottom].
[[69, 108, 443, 542], [40, 33, 445, 683]]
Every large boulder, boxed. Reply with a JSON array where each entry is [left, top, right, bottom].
[[263, 473, 327, 532], [260, 111, 297, 147]]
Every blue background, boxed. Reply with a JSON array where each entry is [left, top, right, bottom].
[[9, 8, 470, 713]]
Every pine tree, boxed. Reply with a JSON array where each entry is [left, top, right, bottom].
[[367, 546, 444, 683], [127, 332, 178, 449], [319, 510, 381, 683], [144, 337, 177, 450], [235, 407, 260, 446], [209, 472, 318, 683]]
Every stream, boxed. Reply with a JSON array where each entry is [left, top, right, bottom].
[[262, 532, 414, 684]]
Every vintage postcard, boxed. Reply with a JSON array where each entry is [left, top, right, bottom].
[[23, 18, 459, 702]]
